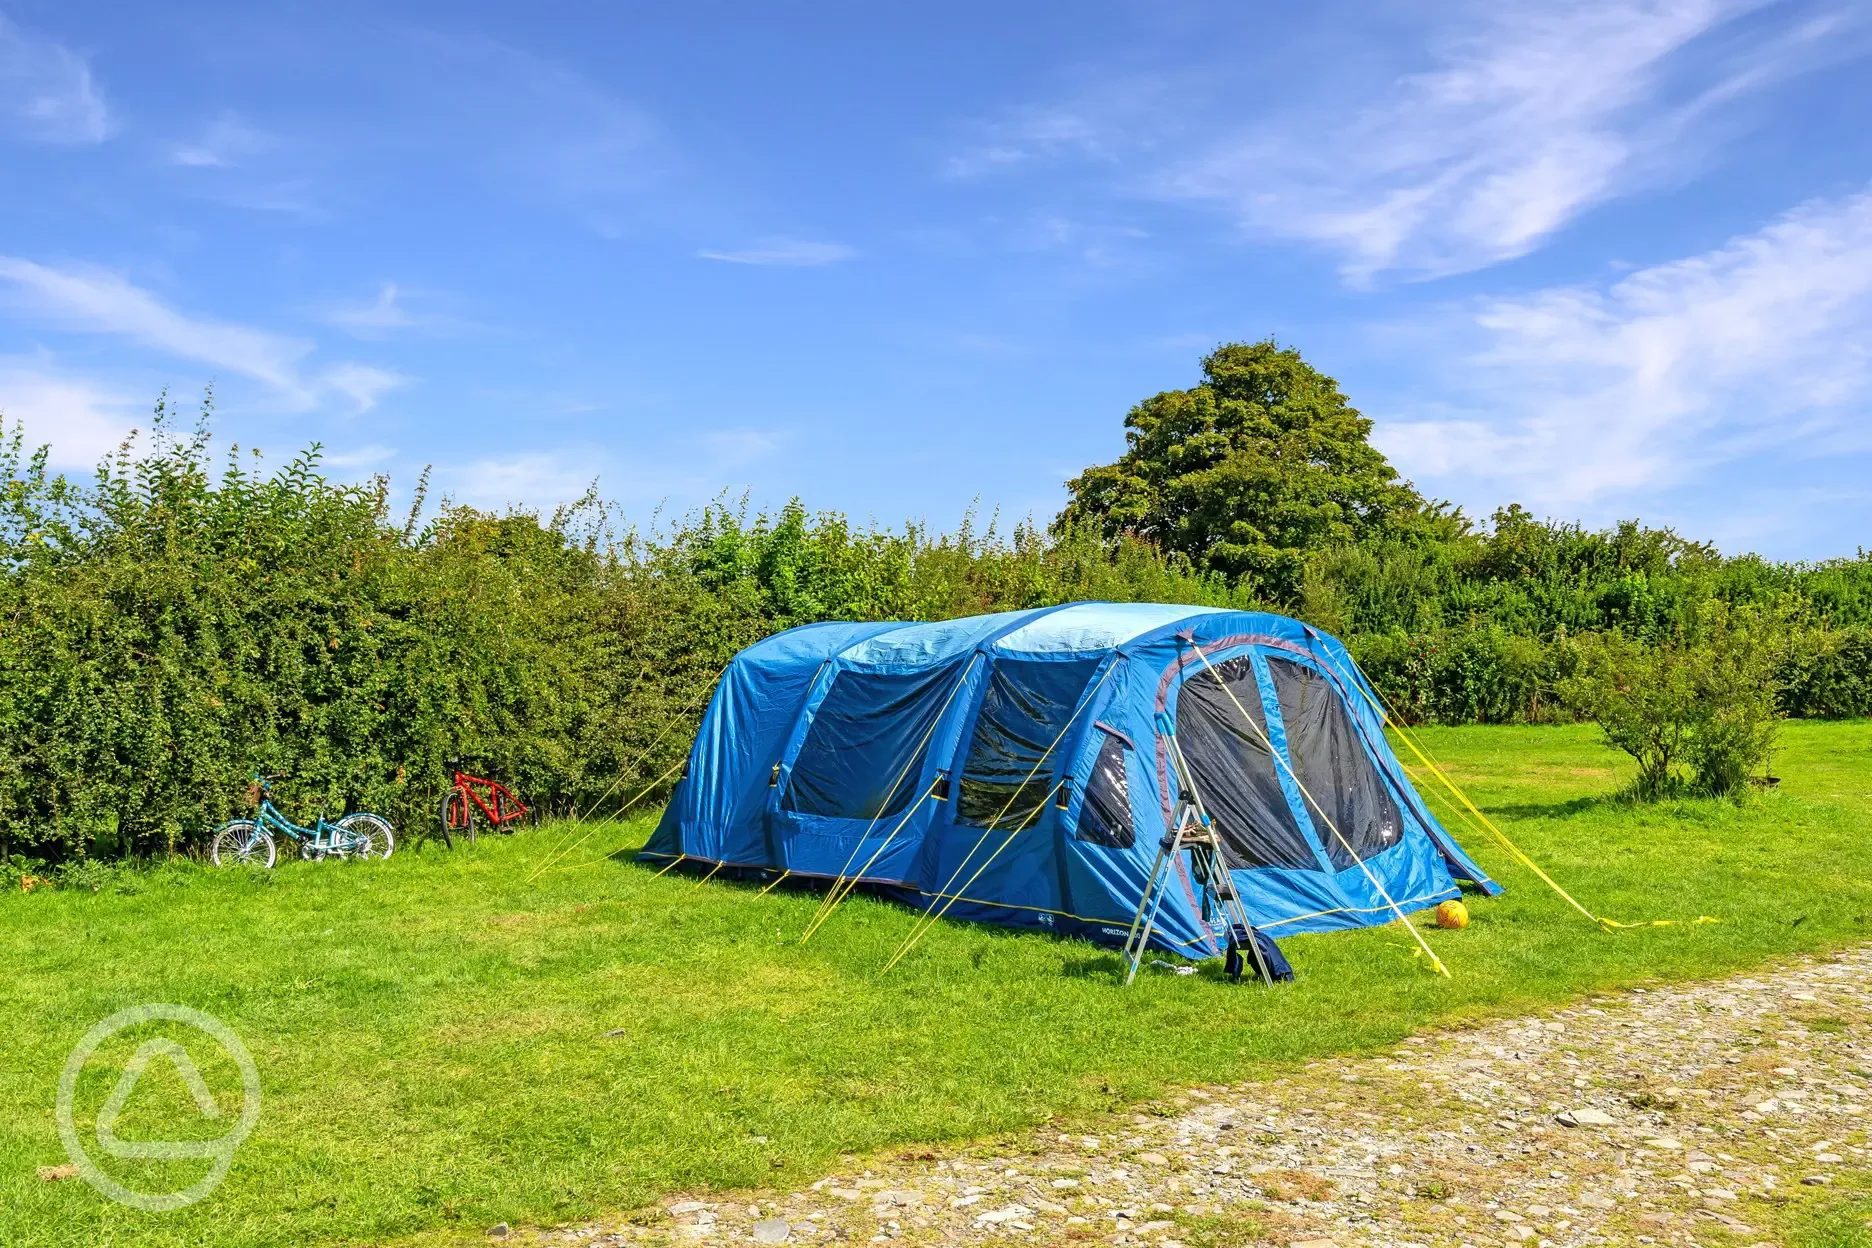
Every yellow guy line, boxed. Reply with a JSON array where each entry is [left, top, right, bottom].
[[756, 869, 792, 896], [530, 667, 725, 878], [527, 756, 686, 881], [799, 775, 942, 944], [881, 780, 1061, 974], [881, 662, 1117, 973], [1354, 681, 1715, 932], [802, 656, 981, 938], [1190, 647, 1451, 978]]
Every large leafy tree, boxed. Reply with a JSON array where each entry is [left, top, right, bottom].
[[1058, 340, 1425, 601]]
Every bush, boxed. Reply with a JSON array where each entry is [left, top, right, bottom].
[[0, 403, 1249, 864], [1559, 602, 1786, 799], [1779, 625, 1872, 717]]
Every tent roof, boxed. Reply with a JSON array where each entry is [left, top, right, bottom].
[[993, 601, 1229, 654], [830, 601, 1233, 670]]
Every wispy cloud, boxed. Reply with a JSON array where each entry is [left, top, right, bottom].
[[954, 3, 1857, 282], [1168, 1, 1852, 282], [0, 257, 311, 392], [446, 451, 600, 511], [325, 283, 420, 335], [1375, 184, 1872, 507], [0, 17, 112, 143], [945, 103, 1135, 180], [698, 239, 858, 267], [409, 31, 664, 233], [0, 257, 413, 413], [701, 427, 783, 468], [322, 443, 397, 469], [0, 356, 135, 467], [320, 362, 408, 413], [170, 114, 275, 168]]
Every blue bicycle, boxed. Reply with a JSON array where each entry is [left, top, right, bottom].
[[209, 775, 396, 868]]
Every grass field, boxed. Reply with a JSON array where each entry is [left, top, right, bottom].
[[4, 722, 1871, 1248]]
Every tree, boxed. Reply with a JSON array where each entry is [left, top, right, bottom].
[[1057, 340, 1424, 601]]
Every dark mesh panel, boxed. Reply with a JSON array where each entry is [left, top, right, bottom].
[[1175, 656, 1318, 870], [782, 665, 958, 820], [1267, 657, 1404, 869], [958, 658, 1101, 829], [1077, 731, 1134, 848]]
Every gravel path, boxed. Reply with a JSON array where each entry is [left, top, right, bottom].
[[535, 947, 1869, 1248]]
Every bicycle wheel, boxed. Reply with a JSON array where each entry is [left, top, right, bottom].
[[439, 788, 474, 846], [210, 820, 276, 868], [339, 812, 395, 860]]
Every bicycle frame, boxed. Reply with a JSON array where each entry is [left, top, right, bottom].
[[253, 782, 361, 858], [450, 770, 528, 825]]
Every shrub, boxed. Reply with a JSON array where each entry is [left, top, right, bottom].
[[1778, 625, 1872, 718], [1559, 601, 1786, 799]]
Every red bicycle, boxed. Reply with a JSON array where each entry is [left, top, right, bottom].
[[438, 761, 531, 847]]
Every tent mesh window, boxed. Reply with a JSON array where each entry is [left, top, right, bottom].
[[1076, 729, 1135, 848], [957, 657, 1101, 829], [1176, 655, 1318, 870], [1267, 657, 1404, 869], [782, 664, 960, 820]]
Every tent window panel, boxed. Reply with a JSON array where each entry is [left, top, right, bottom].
[[1267, 656, 1404, 870], [1175, 655, 1318, 871], [1076, 732, 1135, 849], [958, 658, 1101, 830], [782, 665, 959, 820]]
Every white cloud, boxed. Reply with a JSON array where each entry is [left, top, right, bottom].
[[945, 105, 1128, 180], [1163, 1, 1851, 281], [447, 451, 599, 511], [407, 31, 663, 232], [955, 3, 1854, 282], [320, 362, 408, 413], [698, 239, 857, 267], [0, 257, 312, 393], [0, 257, 415, 415], [322, 443, 397, 469], [170, 114, 275, 167], [1375, 185, 1872, 507], [0, 358, 135, 468], [0, 17, 112, 143], [325, 283, 419, 335]]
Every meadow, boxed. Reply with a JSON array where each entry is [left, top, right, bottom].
[[3, 721, 1870, 1248]]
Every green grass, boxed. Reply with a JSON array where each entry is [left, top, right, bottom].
[[4, 722, 1871, 1247]]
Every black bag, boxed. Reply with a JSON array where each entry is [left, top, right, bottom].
[[1224, 923, 1294, 984]]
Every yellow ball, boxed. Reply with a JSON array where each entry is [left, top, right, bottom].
[[1435, 900, 1470, 930]]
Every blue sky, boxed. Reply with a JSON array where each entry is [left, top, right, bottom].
[[2, 2, 1871, 558]]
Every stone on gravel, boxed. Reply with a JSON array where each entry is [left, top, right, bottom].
[[751, 1217, 790, 1243], [1556, 1107, 1617, 1126], [487, 1225, 510, 1239]]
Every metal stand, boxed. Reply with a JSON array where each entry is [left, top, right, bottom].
[[1121, 715, 1275, 987]]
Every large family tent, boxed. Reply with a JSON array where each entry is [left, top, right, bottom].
[[642, 603, 1499, 957]]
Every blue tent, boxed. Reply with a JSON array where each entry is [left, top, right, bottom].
[[643, 602, 1499, 957]]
